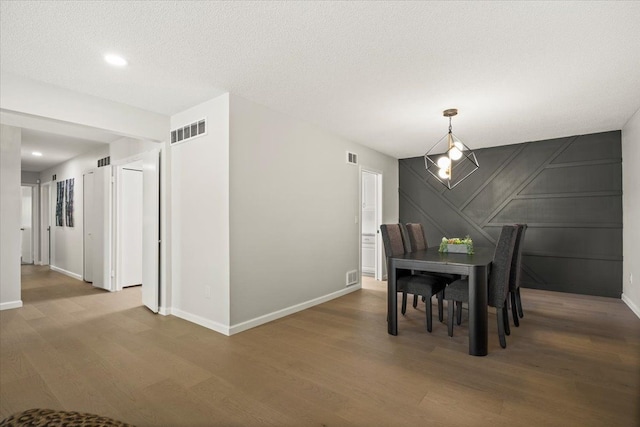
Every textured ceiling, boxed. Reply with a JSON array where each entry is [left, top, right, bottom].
[[1, 1, 640, 159]]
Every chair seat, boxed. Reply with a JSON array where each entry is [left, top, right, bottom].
[[398, 274, 446, 296], [444, 278, 469, 302]]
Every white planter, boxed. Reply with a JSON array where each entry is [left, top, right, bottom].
[[447, 244, 469, 254]]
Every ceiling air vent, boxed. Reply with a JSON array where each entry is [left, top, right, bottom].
[[346, 151, 358, 165], [171, 118, 207, 146]]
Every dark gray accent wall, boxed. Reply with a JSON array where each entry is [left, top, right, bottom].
[[399, 131, 622, 298]]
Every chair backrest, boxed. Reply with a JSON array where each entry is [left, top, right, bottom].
[[488, 225, 518, 308], [509, 224, 528, 292], [380, 224, 409, 258], [405, 223, 428, 252]]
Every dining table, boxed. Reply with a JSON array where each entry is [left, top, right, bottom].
[[387, 246, 495, 356]]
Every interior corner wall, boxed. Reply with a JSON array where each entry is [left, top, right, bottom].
[[0, 124, 22, 310], [228, 94, 398, 331], [622, 108, 640, 317], [170, 93, 230, 332], [39, 145, 110, 279]]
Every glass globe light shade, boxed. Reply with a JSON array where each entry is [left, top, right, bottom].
[[449, 146, 463, 161], [438, 167, 450, 179], [436, 156, 451, 169]]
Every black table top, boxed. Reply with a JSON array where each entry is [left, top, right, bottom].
[[390, 246, 495, 267]]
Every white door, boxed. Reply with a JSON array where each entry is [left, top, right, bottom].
[[83, 173, 94, 282], [21, 186, 33, 264], [142, 150, 160, 313], [119, 167, 143, 287], [361, 172, 376, 275], [90, 167, 112, 291], [41, 183, 51, 265], [360, 170, 383, 280]]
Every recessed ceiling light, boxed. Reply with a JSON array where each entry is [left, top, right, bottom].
[[32, 151, 43, 157], [104, 54, 127, 67]]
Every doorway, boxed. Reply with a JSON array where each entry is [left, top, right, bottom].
[[40, 182, 51, 266], [360, 169, 382, 281], [20, 185, 34, 264]]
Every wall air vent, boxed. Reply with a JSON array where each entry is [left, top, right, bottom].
[[346, 151, 358, 165], [346, 270, 359, 287], [171, 118, 207, 146], [97, 156, 111, 167]]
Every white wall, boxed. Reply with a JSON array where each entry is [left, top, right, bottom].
[[110, 137, 159, 162], [40, 145, 110, 279], [170, 94, 231, 331], [228, 94, 398, 331], [1, 73, 168, 142], [622, 107, 640, 318], [0, 124, 22, 310], [21, 171, 40, 184]]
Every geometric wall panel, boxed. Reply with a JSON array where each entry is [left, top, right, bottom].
[[399, 131, 622, 298]]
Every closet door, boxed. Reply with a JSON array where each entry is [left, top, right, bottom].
[[91, 166, 112, 291], [142, 150, 160, 313], [83, 172, 94, 282]]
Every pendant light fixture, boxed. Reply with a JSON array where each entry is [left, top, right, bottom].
[[424, 109, 479, 189]]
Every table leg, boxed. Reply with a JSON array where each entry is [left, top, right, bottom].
[[388, 260, 398, 335], [468, 265, 488, 356]]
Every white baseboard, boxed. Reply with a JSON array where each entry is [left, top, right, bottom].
[[50, 265, 83, 281], [228, 284, 362, 335], [622, 294, 640, 319], [168, 285, 363, 336], [0, 300, 23, 311], [171, 308, 230, 336]]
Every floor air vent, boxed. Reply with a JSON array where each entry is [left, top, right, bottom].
[[346, 270, 358, 286], [171, 118, 207, 146]]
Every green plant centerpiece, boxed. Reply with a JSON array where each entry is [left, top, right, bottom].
[[439, 235, 474, 254]]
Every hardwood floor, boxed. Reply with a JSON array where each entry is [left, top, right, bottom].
[[1, 265, 639, 426]]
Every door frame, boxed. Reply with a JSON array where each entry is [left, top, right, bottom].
[[20, 183, 39, 265], [40, 181, 52, 266], [359, 167, 383, 281], [111, 150, 161, 312]]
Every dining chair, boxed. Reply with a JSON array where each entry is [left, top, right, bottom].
[[509, 224, 528, 327], [444, 225, 518, 348], [380, 224, 447, 332], [405, 223, 459, 320]]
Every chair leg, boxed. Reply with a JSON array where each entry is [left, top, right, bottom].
[[412, 294, 418, 309], [503, 305, 511, 336], [456, 301, 462, 325], [401, 292, 407, 315], [516, 288, 524, 318], [437, 291, 444, 322], [425, 297, 433, 332], [510, 292, 519, 327], [497, 307, 507, 349], [447, 300, 454, 337]]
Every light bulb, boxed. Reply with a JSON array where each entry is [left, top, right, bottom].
[[449, 147, 462, 161], [438, 168, 450, 179], [436, 156, 451, 169], [104, 54, 128, 67]]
